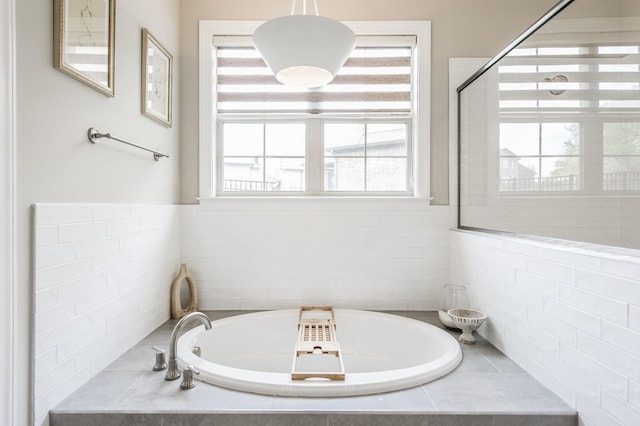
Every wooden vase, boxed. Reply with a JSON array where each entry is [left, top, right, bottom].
[[170, 263, 198, 319]]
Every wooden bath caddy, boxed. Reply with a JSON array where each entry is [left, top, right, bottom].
[[291, 306, 345, 381]]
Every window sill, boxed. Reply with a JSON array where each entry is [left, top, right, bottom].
[[197, 195, 434, 211]]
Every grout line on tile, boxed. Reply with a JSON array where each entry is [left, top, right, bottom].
[[105, 371, 148, 410]]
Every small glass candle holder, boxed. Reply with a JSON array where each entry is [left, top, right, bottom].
[[438, 285, 470, 328]]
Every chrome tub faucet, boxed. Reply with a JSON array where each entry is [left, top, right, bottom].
[[165, 311, 212, 381]]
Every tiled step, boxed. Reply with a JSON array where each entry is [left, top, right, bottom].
[[50, 411, 577, 426], [49, 312, 577, 426]]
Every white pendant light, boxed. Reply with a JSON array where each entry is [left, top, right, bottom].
[[253, 0, 356, 88]]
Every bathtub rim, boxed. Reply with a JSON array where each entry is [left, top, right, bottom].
[[176, 309, 463, 397]]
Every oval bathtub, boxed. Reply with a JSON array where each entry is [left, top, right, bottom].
[[176, 309, 462, 397]]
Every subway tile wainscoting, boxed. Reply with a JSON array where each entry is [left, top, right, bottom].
[[33, 202, 640, 425], [181, 200, 452, 311], [451, 230, 640, 425], [33, 204, 181, 426], [33, 201, 451, 425]]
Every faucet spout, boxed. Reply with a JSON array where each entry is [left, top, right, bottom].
[[165, 311, 212, 381]]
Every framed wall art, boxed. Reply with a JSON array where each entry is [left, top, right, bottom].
[[141, 28, 173, 127], [53, 0, 116, 97]]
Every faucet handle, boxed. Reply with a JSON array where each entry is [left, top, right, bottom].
[[152, 346, 167, 371], [180, 365, 200, 390]]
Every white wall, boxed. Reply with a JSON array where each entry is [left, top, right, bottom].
[[450, 230, 640, 426], [32, 204, 181, 426], [14, 1, 182, 425], [183, 201, 452, 310]]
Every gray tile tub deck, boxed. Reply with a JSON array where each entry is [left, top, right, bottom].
[[50, 311, 577, 426]]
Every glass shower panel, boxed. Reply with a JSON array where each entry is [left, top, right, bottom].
[[458, 0, 640, 249]]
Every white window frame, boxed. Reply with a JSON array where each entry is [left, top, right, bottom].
[[198, 20, 431, 199]]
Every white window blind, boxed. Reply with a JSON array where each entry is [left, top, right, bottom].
[[214, 36, 415, 115], [498, 43, 640, 115]]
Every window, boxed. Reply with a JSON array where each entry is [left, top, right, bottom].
[[499, 122, 580, 192], [199, 21, 430, 198], [496, 42, 640, 195], [603, 122, 640, 191]]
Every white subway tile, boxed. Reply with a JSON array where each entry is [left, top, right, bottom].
[[91, 295, 131, 325], [631, 380, 640, 411], [34, 287, 59, 314], [33, 365, 92, 422], [33, 202, 181, 425], [92, 205, 131, 221], [601, 258, 640, 282], [34, 301, 76, 333], [542, 353, 601, 403], [527, 360, 577, 407], [491, 247, 527, 270], [58, 222, 107, 244], [131, 204, 178, 218], [117, 315, 163, 345], [522, 321, 561, 354], [93, 250, 132, 273], [58, 323, 106, 362], [75, 330, 118, 371], [35, 258, 93, 290], [35, 313, 93, 356], [77, 237, 119, 259], [119, 229, 161, 249], [75, 284, 119, 314], [34, 347, 58, 378], [517, 269, 560, 299], [527, 307, 577, 346], [602, 321, 640, 357], [506, 283, 545, 311], [503, 239, 550, 259], [576, 268, 640, 306], [35, 205, 93, 226], [559, 285, 628, 326], [540, 250, 601, 272], [107, 219, 141, 236], [544, 298, 601, 337], [578, 333, 640, 382], [366, 299, 409, 310], [35, 244, 77, 269], [559, 343, 628, 400], [631, 305, 640, 333], [140, 214, 178, 231], [34, 225, 58, 248], [601, 389, 640, 425], [58, 272, 109, 302], [91, 344, 129, 376], [34, 358, 76, 399], [494, 294, 529, 322], [526, 257, 576, 285], [578, 396, 623, 426]]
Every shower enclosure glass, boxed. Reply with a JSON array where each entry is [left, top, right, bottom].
[[458, 0, 640, 250]]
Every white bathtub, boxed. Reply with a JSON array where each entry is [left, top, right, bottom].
[[176, 309, 462, 397]]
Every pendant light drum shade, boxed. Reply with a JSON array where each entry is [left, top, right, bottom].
[[253, 15, 356, 88]]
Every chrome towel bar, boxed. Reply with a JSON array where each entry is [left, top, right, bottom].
[[87, 127, 169, 161]]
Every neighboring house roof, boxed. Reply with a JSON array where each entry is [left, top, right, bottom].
[[500, 147, 537, 177], [500, 147, 519, 157]]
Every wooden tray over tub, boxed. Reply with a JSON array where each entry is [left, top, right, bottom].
[[291, 306, 345, 381]]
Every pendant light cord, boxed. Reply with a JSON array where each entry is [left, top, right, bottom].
[[290, 0, 320, 16]]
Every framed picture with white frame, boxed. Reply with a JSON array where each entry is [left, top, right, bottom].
[[141, 28, 173, 127]]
